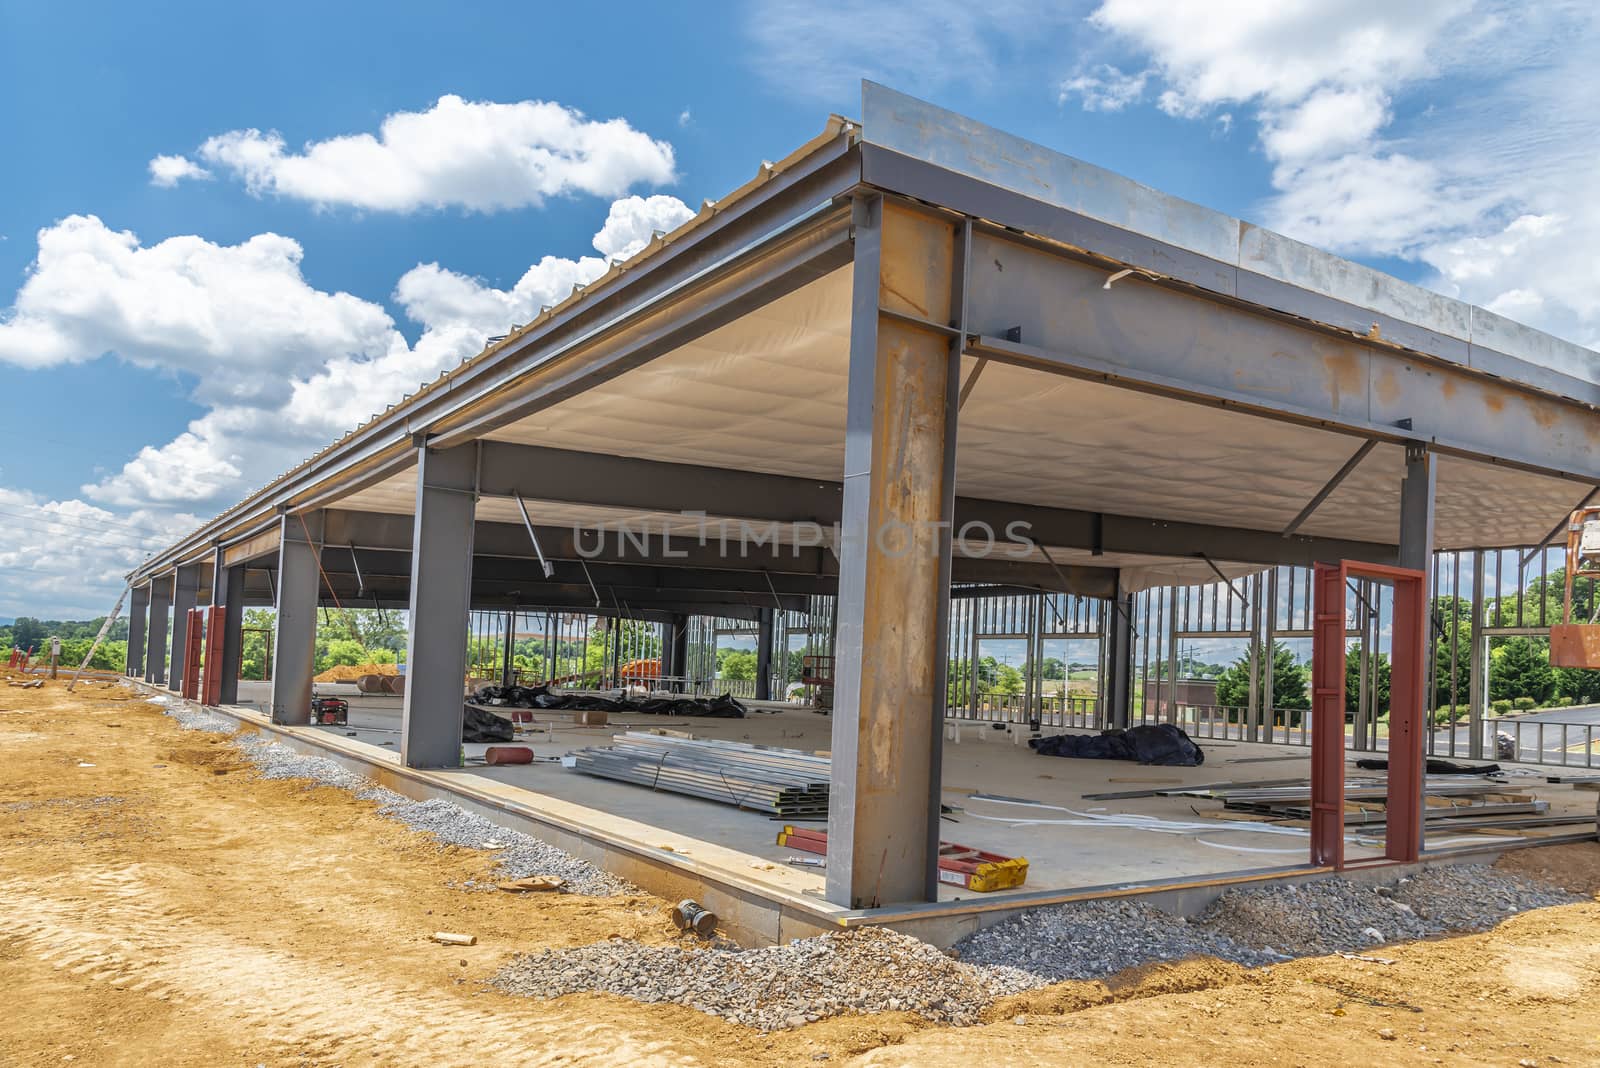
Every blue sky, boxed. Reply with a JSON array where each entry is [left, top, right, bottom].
[[2, 1, 1596, 618]]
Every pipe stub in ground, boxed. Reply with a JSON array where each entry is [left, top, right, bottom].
[[671, 899, 717, 937]]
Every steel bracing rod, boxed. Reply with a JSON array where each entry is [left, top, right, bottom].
[[578, 557, 602, 607], [1519, 485, 1600, 570], [514, 494, 556, 578], [1281, 439, 1379, 537], [760, 569, 785, 613], [348, 544, 365, 596], [1200, 553, 1251, 612]]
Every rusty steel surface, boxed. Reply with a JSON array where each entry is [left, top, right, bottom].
[[828, 201, 959, 909], [1311, 563, 1348, 868]]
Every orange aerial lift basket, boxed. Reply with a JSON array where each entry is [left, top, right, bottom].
[[1550, 505, 1600, 668]]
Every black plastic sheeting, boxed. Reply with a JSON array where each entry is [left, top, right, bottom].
[[472, 684, 747, 719], [1029, 724, 1205, 767], [1356, 757, 1503, 775], [462, 704, 515, 743]]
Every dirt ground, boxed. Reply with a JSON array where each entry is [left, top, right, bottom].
[[2, 676, 1598, 1067]]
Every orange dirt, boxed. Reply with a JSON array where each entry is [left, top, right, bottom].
[[313, 662, 401, 682], [2, 674, 1599, 1066]]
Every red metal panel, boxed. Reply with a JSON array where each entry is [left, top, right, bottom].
[[1310, 563, 1348, 868], [1383, 568, 1426, 862], [201, 605, 225, 706], [181, 609, 205, 700]]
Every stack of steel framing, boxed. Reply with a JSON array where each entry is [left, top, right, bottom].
[[566, 732, 830, 817]]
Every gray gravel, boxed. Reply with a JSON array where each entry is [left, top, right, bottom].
[[954, 897, 1285, 981], [163, 701, 634, 897], [493, 926, 1040, 1030], [1199, 865, 1580, 956], [159, 703, 240, 734]]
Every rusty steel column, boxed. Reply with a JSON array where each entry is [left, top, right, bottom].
[[825, 197, 961, 908]]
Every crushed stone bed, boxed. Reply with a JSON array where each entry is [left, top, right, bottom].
[[492, 926, 1039, 1030], [161, 703, 636, 897]]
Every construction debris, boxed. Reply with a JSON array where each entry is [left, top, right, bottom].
[[1030, 724, 1205, 766], [566, 733, 829, 817], [777, 825, 1028, 892], [473, 684, 747, 718], [497, 876, 564, 893], [432, 931, 476, 946]]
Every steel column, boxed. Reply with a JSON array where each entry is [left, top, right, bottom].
[[501, 611, 517, 687], [271, 512, 323, 723], [401, 443, 478, 768], [1468, 550, 1487, 760], [1106, 590, 1134, 729], [755, 608, 775, 701], [168, 563, 200, 691], [211, 549, 246, 705], [145, 574, 172, 686], [127, 583, 149, 677], [825, 197, 960, 909]]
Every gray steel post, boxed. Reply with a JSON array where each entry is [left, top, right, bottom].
[[127, 583, 149, 677], [668, 614, 689, 690], [501, 610, 517, 687], [755, 608, 775, 701], [169, 563, 200, 689], [211, 549, 245, 705], [1106, 589, 1135, 729], [401, 443, 478, 768], [825, 196, 960, 909], [145, 573, 172, 686], [1245, 573, 1262, 742], [219, 565, 245, 705], [271, 512, 323, 724], [1399, 445, 1437, 576]]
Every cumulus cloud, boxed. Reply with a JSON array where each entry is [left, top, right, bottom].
[[0, 190, 696, 617], [1059, 65, 1148, 111], [1068, 0, 1600, 348], [183, 95, 676, 213], [148, 154, 210, 187], [0, 488, 199, 619], [0, 216, 396, 409]]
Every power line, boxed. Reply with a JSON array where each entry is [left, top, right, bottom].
[[0, 505, 186, 541]]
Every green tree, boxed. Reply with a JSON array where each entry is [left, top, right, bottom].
[[1345, 647, 1390, 719], [1555, 666, 1600, 705], [1490, 636, 1555, 705], [1039, 657, 1066, 681], [1214, 640, 1309, 713], [719, 649, 757, 681], [993, 663, 1025, 696]]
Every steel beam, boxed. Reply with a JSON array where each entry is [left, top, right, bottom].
[[402, 444, 478, 768], [126, 583, 148, 677], [145, 574, 172, 686], [827, 198, 959, 909], [270, 512, 323, 724], [463, 442, 1395, 570], [168, 563, 200, 691]]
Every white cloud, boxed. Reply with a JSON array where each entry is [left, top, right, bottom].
[[1059, 65, 1147, 111], [678, 108, 692, 127], [0, 192, 693, 615], [0, 488, 199, 619], [187, 95, 676, 213], [1070, 0, 1600, 349], [148, 154, 210, 187], [0, 215, 397, 407]]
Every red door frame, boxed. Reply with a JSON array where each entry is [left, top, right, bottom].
[[1311, 560, 1427, 869], [201, 605, 225, 705], [181, 608, 206, 701]]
